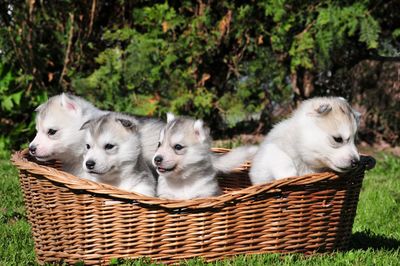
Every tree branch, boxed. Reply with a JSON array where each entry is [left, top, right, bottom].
[[59, 13, 75, 88], [88, 0, 96, 36]]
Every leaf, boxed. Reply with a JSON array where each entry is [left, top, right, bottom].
[[10, 90, 23, 106], [392, 28, 400, 39], [289, 31, 315, 70], [360, 15, 381, 49], [1, 96, 13, 111]]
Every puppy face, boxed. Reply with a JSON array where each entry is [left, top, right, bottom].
[[81, 115, 140, 180], [300, 98, 360, 172], [152, 114, 211, 178], [29, 94, 86, 161]]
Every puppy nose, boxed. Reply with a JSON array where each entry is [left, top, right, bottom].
[[29, 145, 36, 155], [154, 155, 163, 165], [85, 160, 96, 170], [351, 158, 360, 168]]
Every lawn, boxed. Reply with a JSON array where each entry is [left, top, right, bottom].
[[1, 151, 399, 265]]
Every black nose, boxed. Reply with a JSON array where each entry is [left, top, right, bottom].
[[351, 158, 360, 168], [154, 155, 163, 165], [85, 160, 96, 170], [29, 145, 36, 155]]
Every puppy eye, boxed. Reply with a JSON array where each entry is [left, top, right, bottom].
[[157, 142, 161, 148], [86, 144, 90, 149], [333, 136, 343, 143], [174, 144, 184, 150], [47, 129, 57, 135], [104, 144, 115, 150]]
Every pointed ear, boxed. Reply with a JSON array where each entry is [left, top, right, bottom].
[[167, 112, 175, 123], [60, 93, 81, 114], [158, 128, 165, 142], [35, 103, 45, 112], [116, 118, 137, 131], [315, 103, 332, 116], [193, 119, 208, 143], [80, 120, 92, 130]]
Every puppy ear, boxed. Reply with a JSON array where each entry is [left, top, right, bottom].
[[35, 103, 45, 112], [116, 118, 137, 131], [193, 119, 209, 143], [80, 120, 92, 130], [60, 93, 81, 114], [158, 128, 165, 143], [315, 103, 332, 116], [167, 112, 175, 123]]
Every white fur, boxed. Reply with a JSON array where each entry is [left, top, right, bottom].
[[249, 97, 361, 184], [29, 93, 107, 177], [29, 94, 164, 179], [213, 145, 258, 173], [81, 114, 155, 196], [166, 112, 175, 123], [153, 115, 257, 200]]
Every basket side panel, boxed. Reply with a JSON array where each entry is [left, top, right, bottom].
[[19, 170, 42, 263], [16, 155, 366, 264], [19, 170, 88, 263], [327, 169, 365, 250], [221, 172, 365, 256]]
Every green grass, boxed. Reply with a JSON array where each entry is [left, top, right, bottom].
[[0, 153, 36, 265], [1, 152, 399, 265]]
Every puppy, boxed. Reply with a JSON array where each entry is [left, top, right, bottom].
[[29, 93, 106, 176], [249, 97, 361, 184], [80, 113, 155, 196], [129, 115, 165, 175], [153, 113, 258, 200]]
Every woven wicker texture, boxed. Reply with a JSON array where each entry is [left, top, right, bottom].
[[11, 148, 375, 265]]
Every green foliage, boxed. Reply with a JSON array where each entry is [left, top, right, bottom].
[[0, 62, 43, 151], [0, 0, 399, 151], [393, 28, 400, 39], [260, 1, 382, 71], [0, 66, 18, 112], [73, 0, 386, 123], [74, 2, 221, 118]]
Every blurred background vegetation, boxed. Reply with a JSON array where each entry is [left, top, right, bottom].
[[0, 0, 399, 153]]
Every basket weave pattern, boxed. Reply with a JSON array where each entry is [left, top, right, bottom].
[[11, 149, 375, 265]]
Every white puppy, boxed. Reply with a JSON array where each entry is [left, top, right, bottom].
[[81, 113, 155, 196], [29, 93, 106, 176], [153, 114, 258, 200], [250, 97, 361, 184]]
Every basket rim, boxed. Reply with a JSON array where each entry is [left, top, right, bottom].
[[10, 148, 375, 209]]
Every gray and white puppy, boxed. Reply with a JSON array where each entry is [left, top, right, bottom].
[[153, 113, 258, 200], [29, 93, 107, 176], [131, 115, 165, 174], [29, 93, 164, 178], [81, 113, 155, 196], [249, 97, 361, 184]]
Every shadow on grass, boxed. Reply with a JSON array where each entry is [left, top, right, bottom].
[[0, 209, 26, 224], [350, 231, 400, 251]]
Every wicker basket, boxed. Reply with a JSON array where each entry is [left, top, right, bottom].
[[11, 148, 375, 265]]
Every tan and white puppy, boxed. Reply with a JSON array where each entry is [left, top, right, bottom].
[[29, 93, 107, 176], [153, 114, 258, 200], [250, 97, 361, 184], [81, 113, 155, 196]]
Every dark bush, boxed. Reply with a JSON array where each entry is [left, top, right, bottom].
[[0, 0, 399, 151]]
